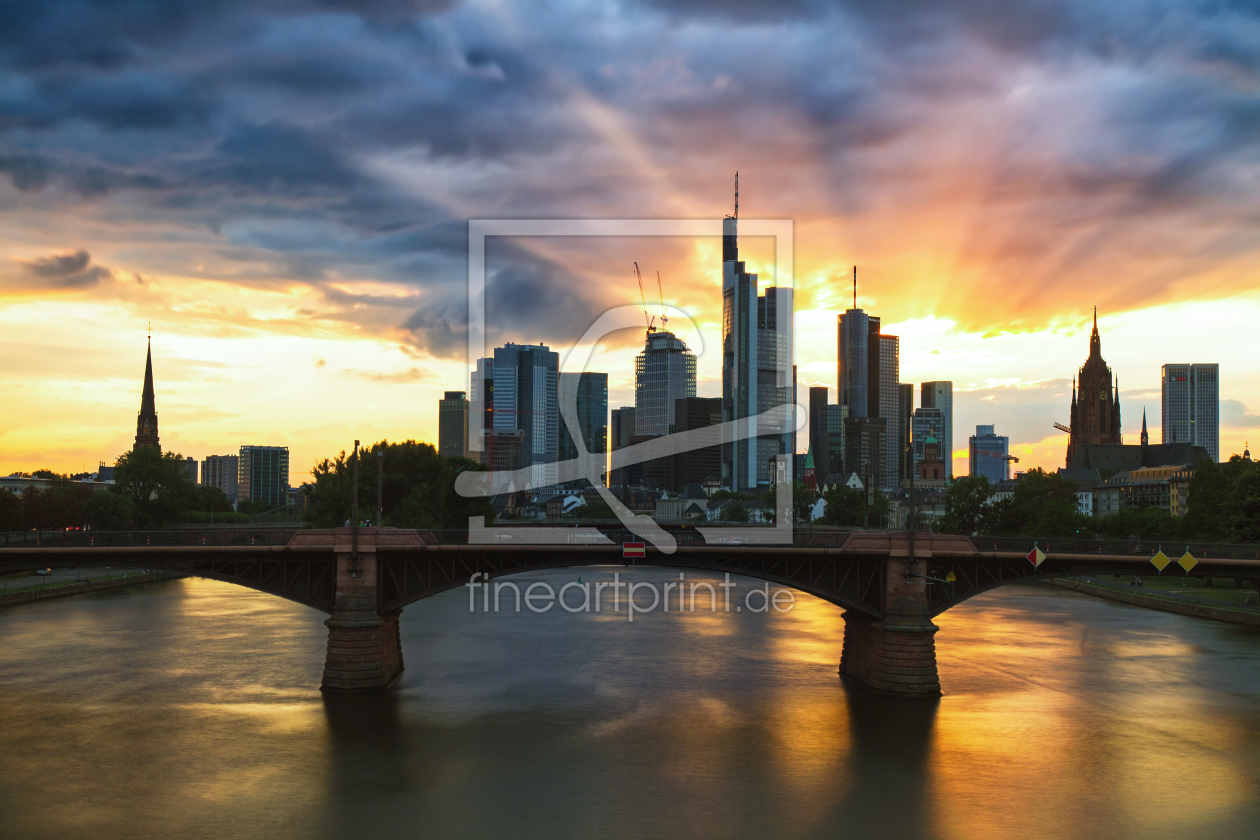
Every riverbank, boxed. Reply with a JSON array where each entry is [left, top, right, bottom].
[[1043, 578, 1260, 627], [0, 571, 186, 608]]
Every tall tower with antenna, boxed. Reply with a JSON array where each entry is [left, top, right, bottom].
[[720, 174, 795, 491]]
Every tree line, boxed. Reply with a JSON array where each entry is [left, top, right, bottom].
[[934, 457, 1260, 543]]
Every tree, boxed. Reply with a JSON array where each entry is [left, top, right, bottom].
[[819, 484, 889, 527], [0, 488, 22, 531], [974, 468, 1088, 538], [937, 475, 992, 535], [306, 440, 494, 530], [83, 491, 137, 530], [1180, 458, 1231, 541], [718, 501, 750, 522], [112, 447, 199, 529], [21, 479, 94, 530]]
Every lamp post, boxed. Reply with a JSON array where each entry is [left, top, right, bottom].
[[376, 449, 384, 527], [350, 440, 360, 578], [908, 428, 915, 574]]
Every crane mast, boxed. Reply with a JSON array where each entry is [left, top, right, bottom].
[[656, 271, 668, 332], [634, 262, 654, 335]]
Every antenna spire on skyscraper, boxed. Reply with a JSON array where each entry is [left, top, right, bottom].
[[853, 266, 857, 310], [734, 171, 738, 219]]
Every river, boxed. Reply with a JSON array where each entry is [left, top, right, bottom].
[[0, 567, 1257, 840]]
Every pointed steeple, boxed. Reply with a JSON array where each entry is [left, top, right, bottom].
[[1140, 407, 1149, 447], [1071, 376, 1077, 406], [135, 335, 160, 451], [1089, 306, 1101, 358]]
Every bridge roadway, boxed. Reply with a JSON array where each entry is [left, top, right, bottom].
[[3, 527, 1259, 697]]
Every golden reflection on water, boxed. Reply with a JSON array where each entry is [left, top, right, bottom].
[[1, 573, 1258, 839]]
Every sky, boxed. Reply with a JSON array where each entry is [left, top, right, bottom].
[[1, 0, 1258, 483]]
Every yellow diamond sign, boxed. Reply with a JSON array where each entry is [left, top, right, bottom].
[[1150, 550, 1171, 572], [1178, 551, 1198, 573]]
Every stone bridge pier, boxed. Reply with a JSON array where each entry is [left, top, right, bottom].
[[290, 528, 413, 692], [840, 543, 941, 697]]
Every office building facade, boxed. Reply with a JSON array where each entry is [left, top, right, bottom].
[[238, 446, 289, 508], [477, 343, 560, 487], [634, 330, 696, 436], [911, 407, 945, 475], [672, 396, 723, 488], [201, 454, 239, 502], [969, 425, 1010, 484], [838, 300, 900, 491], [920, 381, 953, 479], [559, 372, 609, 470], [438, 391, 470, 459], [720, 213, 794, 491], [1162, 363, 1220, 462], [898, 383, 914, 482]]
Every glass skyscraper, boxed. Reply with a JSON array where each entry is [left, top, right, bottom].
[[969, 425, 1010, 484], [720, 213, 794, 491], [1162, 363, 1219, 461], [559, 372, 608, 472], [634, 330, 696, 437]]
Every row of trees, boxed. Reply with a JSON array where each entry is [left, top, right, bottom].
[[935, 456, 1260, 542], [1, 448, 237, 532], [305, 440, 493, 530]]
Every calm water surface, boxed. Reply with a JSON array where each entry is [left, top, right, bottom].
[[0, 569, 1257, 840]]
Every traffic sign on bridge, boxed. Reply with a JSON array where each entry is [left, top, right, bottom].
[[623, 542, 646, 559], [1026, 546, 1046, 568], [1150, 550, 1171, 572], [1178, 550, 1198, 573]]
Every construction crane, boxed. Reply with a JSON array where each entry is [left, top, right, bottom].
[[656, 271, 668, 332], [633, 262, 655, 335], [1004, 454, 1020, 464], [1053, 422, 1071, 435]]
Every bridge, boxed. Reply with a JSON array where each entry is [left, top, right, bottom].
[[3, 527, 1259, 697]]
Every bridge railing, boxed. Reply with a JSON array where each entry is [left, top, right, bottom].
[[3, 527, 1258, 560], [979, 536, 1260, 562], [0, 529, 302, 549]]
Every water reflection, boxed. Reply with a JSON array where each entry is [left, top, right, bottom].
[[0, 571, 1257, 839]]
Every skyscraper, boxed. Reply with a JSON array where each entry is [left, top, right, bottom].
[[482, 343, 560, 487], [238, 446, 289, 507], [1066, 308, 1123, 467], [438, 391, 470, 459], [837, 271, 899, 491], [672, 396, 723, 488], [808, 386, 830, 476], [559, 372, 608, 470], [720, 186, 794, 491], [1162, 363, 1219, 462], [898, 383, 914, 483], [134, 338, 160, 451], [920, 381, 953, 479], [969, 425, 1010, 483], [609, 407, 637, 487], [634, 330, 696, 436]]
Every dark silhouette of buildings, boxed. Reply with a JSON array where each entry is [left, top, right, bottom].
[[1067, 308, 1122, 467]]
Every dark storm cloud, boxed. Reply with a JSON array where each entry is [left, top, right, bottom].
[[24, 249, 89, 277], [16, 249, 113, 288]]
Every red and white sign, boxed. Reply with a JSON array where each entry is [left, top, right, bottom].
[[623, 542, 646, 559], [1027, 546, 1046, 568]]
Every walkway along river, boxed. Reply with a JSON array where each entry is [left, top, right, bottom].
[[0, 568, 1257, 840]]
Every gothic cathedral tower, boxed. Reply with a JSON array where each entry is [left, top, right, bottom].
[[135, 337, 160, 451], [1066, 308, 1121, 466]]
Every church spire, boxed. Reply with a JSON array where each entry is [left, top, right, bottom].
[[1089, 306, 1101, 359], [1140, 407, 1149, 447], [135, 333, 160, 451]]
